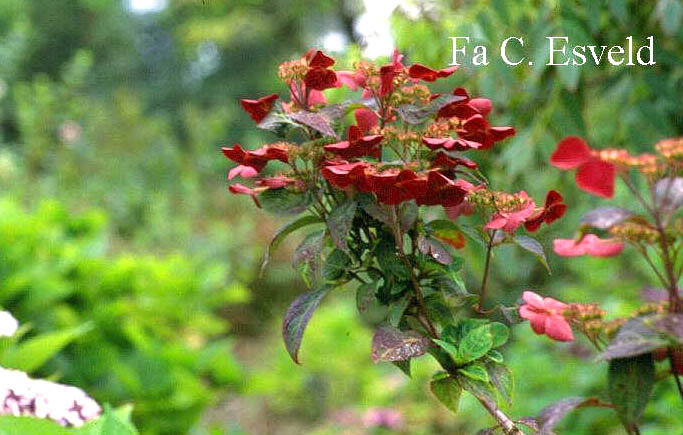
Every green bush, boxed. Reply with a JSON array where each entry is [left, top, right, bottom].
[[0, 198, 246, 434]]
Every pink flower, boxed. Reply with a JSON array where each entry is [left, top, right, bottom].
[[553, 234, 624, 257], [484, 191, 536, 234], [519, 291, 574, 342]]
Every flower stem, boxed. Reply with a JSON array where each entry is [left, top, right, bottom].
[[477, 229, 497, 313]]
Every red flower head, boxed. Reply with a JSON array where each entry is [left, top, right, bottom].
[[300, 49, 338, 91], [305, 49, 335, 68], [369, 168, 418, 204], [550, 136, 616, 198], [519, 291, 574, 342], [408, 64, 458, 82], [240, 94, 279, 124], [324, 126, 383, 159], [399, 171, 469, 207], [431, 153, 478, 171], [336, 70, 366, 91], [524, 190, 567, 232], [321, 161, 371, 189], [379, 64, 396, 97], [222, 144, 289, 180], [458, 114, 515, 150], [354, 108, 379, 134], [422, 136, 481, 151], [484, 191, 537, 234], [553, 234, 624, 257]]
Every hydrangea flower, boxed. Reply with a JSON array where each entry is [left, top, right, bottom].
[[553, 234, 624, 257], [519, 291, 574, 342]]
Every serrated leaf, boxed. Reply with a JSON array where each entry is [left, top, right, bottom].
[[323, 248, 351, 281], [428, 219, 466, 249], [430, 372, 462, 413], [608, 354, 654, 432], [513, 235, 550, 273], [376, 239, 411, 280], [457, 373, 497, 407], [581, 207, 633, 230], [392, 360, 411, 377], [357, 193, 392, 225], [485, 362, 514, 406], [399, 201, 419, 232], [288, 110, 337, 138], [282, 286, 331, 364], [261, 215, 324, 277], [458, 326, 493, 364], [371, 326, 431, 362], [598, 316, 669, 360], [397, 94, 467, 124], [78, 405, 138, 435], [458, 363, 489, 382], [487, 349, 504, 363], [327, 200, 357, 251], [388, 296, 411, 327], [433, 338, 460, 362]]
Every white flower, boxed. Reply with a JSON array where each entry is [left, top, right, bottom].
[[0, 311, 18, 337]]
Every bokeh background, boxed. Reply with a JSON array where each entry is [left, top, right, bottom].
[[0, 0, 682, 433]]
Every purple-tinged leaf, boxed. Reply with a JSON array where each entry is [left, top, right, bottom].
[[371, 326, 431, 363], [282, 286, 330, 364], [327, 200, 357, 252], [608, 354, 654, 432], [417, 235, 453, 265], [513, 235, 550, 273], [399, 201, 419, 232], [485, 362, 514, 406], [652, 313, 683, 344], [357, 194, 392, 225], [319, 98, 378, 120], [260, 215, 324, 278], [654, 177, 683, 212], [289, 111, 337, 138], [641, 286, 670, 302], [581, 207, 633, 229], [397, 94, 467, 125], [292, 230, 326, 286], [598, 316, 669, 360], [537, 397, 603, 434]]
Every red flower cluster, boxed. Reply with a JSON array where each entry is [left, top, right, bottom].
[[221, 143, 289, 180], [550, 136, 616, 198], [524, 190, 567, 232], [321, 160, 477, 207], [240, 94, 279, 124], [519, 291, 574, 342], [324, 126, 383, 159]]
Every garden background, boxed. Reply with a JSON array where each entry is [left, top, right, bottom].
[[0, 0, 682, 433]]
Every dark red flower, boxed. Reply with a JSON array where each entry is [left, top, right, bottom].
[[324, 126, 383, 159], [550, 136, 615, 198], [399, 171, 468, 207], [336, 70, 366, 91], [355, 108, 378, 134], [408, 63, 458, 82], [321, 161, 370, 189], [524, 190, 567, 232], [379, 65, 396, 97], [222, 144, 289, 179], [368, 168, 418, 204], [422, 136, 481, 151], [431, 153, 478, 171], [240, 94, 279, 124], [304, 67, 338, 91], [457, 114, 515, 149], [305, 49, 336, 68]]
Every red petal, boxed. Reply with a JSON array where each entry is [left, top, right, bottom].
[[519, 306, 547, 334], [307, 50, 335, 68], [468, 98, 492, 116], [355, 108, 378, 134], [304, 67, 338, 91], [550, 136, 592, 170], [379, 65, 396, 96], [522, 291, 546, 309], [583, 235, 624, 257], [240, 94, 278, 124], [408, 64, 438, 81], [553, 238, 587, 257], [575, 160, 615, 198], [544, 314, 574, 341]]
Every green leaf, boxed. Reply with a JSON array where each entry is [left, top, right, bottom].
[[485, 362, 514, 406], [376, 239, 410, 281], [458, 326, 493, 364], [487, 349, 504, 364], [453, 319, 489, 343], [0, 416, 73, 435], [458, 363, 489, 382], [513, 235, 550, 273], [292, 230, 326, 287], [399, 201, 418, 232], [371, 326, 431, 362], [357, 194, 391, 225], [1, 324, 91, 372], [392, 360, 411, 378], [432, 339, 460, 362], [430, 371, 462, 413], [282, 286, 331, 364], [327, 200, 357, 252], [356, 282, 388, 325], [259, 188, 311, 215], [456, 224, 487, 249], [261, 215, 324, 277], [322, 249, 351, 281], [77, 405, 139, 435], [488, 322, 510, 348], [608, 354, 655, 432], [388, 296, 410, 327]]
